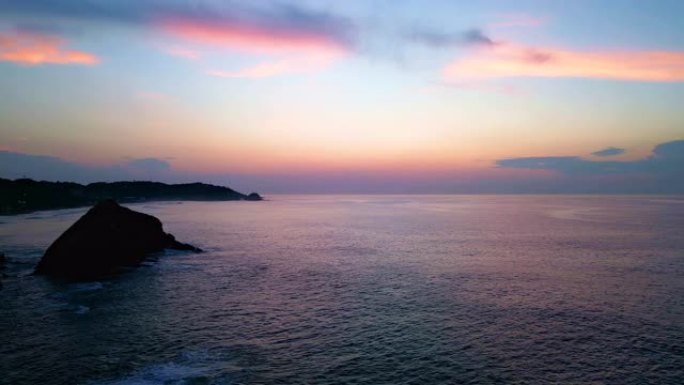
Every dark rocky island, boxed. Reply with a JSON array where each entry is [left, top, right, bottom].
[[35, 200, 201, 280], [0, 178, 262, 215]]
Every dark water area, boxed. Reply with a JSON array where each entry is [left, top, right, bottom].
[[1, 195, 683, 384]]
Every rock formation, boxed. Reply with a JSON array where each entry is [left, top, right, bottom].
[[246, 192, 263, 201], [34, 200, 201, 279]]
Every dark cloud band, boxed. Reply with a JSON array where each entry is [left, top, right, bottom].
[[496, 140, 684, 192], [0, 0, 355, 46], [592, 147, 625, 157]]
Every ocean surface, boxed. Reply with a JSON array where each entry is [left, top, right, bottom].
[[1, 195, 683, 384]]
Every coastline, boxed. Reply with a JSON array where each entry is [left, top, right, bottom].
[[0, 178, 262, 215]]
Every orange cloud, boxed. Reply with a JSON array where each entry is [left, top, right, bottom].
[[159, 18, 347, 56], [443, 43, 684, 82], [0, 31, 98, 66]]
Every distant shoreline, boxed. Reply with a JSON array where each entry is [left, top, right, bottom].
[[0, 178, 262, 215]]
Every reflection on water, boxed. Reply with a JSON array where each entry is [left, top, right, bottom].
[[1, 195, 683, 384]]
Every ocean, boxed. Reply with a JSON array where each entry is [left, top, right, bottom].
[[1, 195, 683, 384]]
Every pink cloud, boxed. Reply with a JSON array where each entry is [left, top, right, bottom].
[[158, 18, 348, 56], [158, 17, 348, 78], [0, 31, 98, 66], [443, 43, 684, 82]]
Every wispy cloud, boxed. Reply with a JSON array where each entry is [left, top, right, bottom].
[[0, 1, 353, 75], [164, 46, 201, 60], [406, 28, 496, 48], [156, 8, 351, 78], [125, 157, 171, 173], [0, 1, 355, 52], [490, 13, 546, 28], [0, 30, 97, 65], [155, 5, 353, 55], [207, 48, 342, 79], [592, 147, 625, 157], [421, 80, 525, 97], [207, 64, 287, 79], [0, 151, 173, 182], [443, 42, 684, 82]]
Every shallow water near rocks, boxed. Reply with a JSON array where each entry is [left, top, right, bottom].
[[1, 195, 683, 384]]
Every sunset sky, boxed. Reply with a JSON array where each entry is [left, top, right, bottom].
[[1, 0, 683, 193]]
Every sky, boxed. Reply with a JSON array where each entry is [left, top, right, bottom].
[[0, 0, 683, 193]]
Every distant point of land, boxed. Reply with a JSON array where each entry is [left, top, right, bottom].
[[0, 178, 262, 215]]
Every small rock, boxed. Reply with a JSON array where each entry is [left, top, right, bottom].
[[245, 192, 263, 201]]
